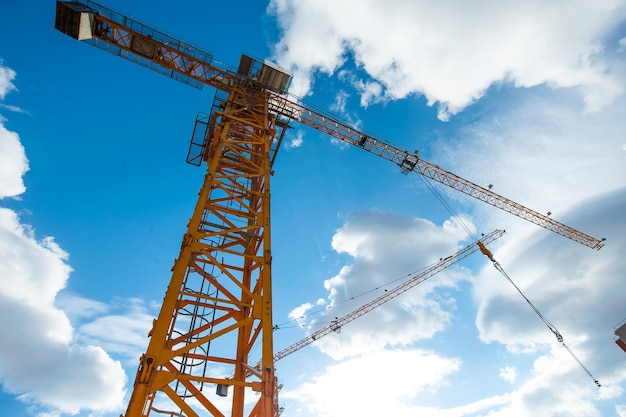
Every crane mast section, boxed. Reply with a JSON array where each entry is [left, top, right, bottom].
[[120, 88, 280, 417], [267, 94, 604, 250], [273, 229, 505, 362]]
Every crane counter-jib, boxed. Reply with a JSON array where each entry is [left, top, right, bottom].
[[54, 0, 292, 94]]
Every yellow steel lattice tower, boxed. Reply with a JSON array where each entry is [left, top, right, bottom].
[[126, 86, 279, 417]]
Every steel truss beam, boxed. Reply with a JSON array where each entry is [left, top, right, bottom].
[[124, 87, 278, 417]]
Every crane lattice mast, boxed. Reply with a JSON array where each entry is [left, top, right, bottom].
[[57, 2, 290, 417], [53, 1, 605, 417]]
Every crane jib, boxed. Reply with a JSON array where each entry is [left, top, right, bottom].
[[54, 0, 604, 250], [266, 93, 605, 250]]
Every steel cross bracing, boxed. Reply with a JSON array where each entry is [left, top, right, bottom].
[[272, 229, 505, 362], [123, 86, 279, 417]]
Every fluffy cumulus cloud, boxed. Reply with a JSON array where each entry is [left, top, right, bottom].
[[0, 209, 127, 415], [268, 1, 626, 412], [269, 0, 626, 120], [299, 211, 475, 359], [431, 88, 626, 235], [0, 67, 28, 198], [419, 26, 626, 409], [282, 193, 626, 417], [438, 140, 626, 416], [0, 62, 128, 416], [476, 187, 626, 368], [499, 366, 518, 384], [278, 212, 484, 415], [0, 62, 27, 199], [73, 297, 155, 364], [284, 129, 305, 150], [282, 349, 461, 417], [426, 59, 626, 417], [0, 63, 17, 99]]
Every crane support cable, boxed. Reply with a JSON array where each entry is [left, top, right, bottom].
[[479, 252, 601, 387], [272, 229, 506, 363], [417, 174, 479, 242]]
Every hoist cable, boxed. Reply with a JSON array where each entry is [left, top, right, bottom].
[[416, 172, 600, 386], [414, 169, 600, 386], [418, 175, 479, 241], [487, 258, 601, 387], [492, 262, 560, 338]]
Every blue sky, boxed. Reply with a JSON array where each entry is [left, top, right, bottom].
[[1, 0, 626, 416]]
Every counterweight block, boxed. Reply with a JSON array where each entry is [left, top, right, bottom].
[[54, 1, 96, 40]]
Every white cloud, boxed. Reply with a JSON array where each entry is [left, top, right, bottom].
[[0, 63, 17, 99], [281, 349, 461, 417], [0, 63, 29, 200], [284, 130, 304, 149], [304, 211, 475, 359], [469, 188, 626, 415], [270, 0, 625, 120], [499, 366, 518, 384], [0, 63, 28, 199], [422, 70, 626, 417], [277, 87, 626, 417], [598, 384, 624, 400], [2, 1, 624, 415], [289, 302, 316, 327], [283, 190, 626, 414], [431, 85, 626, 247], [329, 90, 349, 113], [56, 292, 110, 320], [0, 116, 29, 199], [0, 103, 28, 114], [0, 62, 127, 416], [0, 208, 127, 415], [75, 298, 155, 364]]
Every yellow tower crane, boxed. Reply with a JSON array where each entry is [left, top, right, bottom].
[[53, 1, 605, 417]]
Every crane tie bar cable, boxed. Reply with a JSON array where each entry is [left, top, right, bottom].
[[478, 247, 601, 387]]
